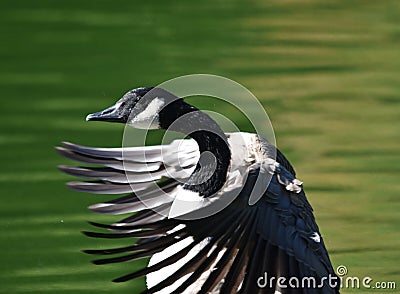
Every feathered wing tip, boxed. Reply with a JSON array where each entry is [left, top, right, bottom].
[[56, 140, 199, 214]]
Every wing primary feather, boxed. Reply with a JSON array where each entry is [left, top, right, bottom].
[[61, 141, 164, 162], [56, 147, 122, 166], [114, 204, 170, 226], [116, 211, 165, 227], [92, 232, 191, 264], [88, 193, 173, 215], [116, 209, 159, 224], [66, 181, 141, 194], [59, 165, 118, 177], [198, 209, 258, 294], [257, 242, 279, 294], [240, 235, 267, 293], [59, 165, 169, 184], [82, 221, 179, 239], [219, 212, 257, 294], [88, 219, 178, 231], [83, 228, 159, 239], [112, 237, 200, 282], [83, 227, 186, 255]]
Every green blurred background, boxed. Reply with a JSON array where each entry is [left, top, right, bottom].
[[1, 0, 399, 293]]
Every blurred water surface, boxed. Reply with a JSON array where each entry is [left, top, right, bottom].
[[0, 0, 399, 293]]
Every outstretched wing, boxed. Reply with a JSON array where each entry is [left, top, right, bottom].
[[58, 142, 339, 293], [56, 139, 199, 213]]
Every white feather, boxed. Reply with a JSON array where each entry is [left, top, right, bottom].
[[310, 232, 321, 243], [146, 230, 225, 293], [168, 186, 206, 218]]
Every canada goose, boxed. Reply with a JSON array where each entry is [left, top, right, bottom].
[[57, 87, 340, 293]]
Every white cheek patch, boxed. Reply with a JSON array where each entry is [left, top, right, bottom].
[[130, 97, 164, 129]]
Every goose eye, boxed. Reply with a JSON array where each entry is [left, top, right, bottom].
[[119, 101, 127, 109]]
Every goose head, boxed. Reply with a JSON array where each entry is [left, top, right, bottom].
[[86, 87, 184, 130]]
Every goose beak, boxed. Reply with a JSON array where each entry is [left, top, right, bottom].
[[86, 103, 125, 123]]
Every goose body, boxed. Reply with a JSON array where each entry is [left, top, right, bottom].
[[57, 87, 339, 293]]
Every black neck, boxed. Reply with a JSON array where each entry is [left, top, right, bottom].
[[159, 100, 231, 197]]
